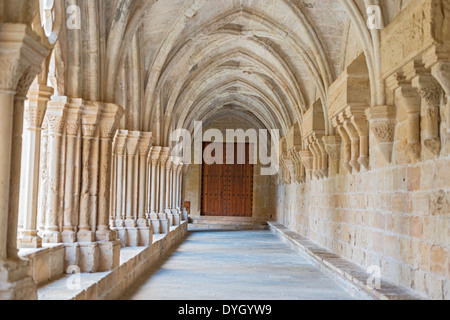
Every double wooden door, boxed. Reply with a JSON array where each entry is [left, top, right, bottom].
[[201, 143, 254, 217]]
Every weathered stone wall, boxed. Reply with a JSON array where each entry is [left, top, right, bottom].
[[277, 153, 449, 300]]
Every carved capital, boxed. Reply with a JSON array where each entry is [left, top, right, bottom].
[[322, 135, 342, 161], [0, 24, 49, 92], [138, 132, 153, 156], [114, 130, 128, 155], [46, 95, 68, 134], [99, 103, 125, 139], [126, 131, 140, 156], [81, 101, 103, 138]]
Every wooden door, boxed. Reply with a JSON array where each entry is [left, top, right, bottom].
[[201, 143, 254, 217]]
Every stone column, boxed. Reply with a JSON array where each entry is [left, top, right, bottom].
[[97, 103, 123, 241], [149, 147, 161, 234], [78, 102, 102, 242], [61, 98, 82, 243], [0, 24, 49, 299], [171, 158, 180, 226], [125, 132, 140, 247], [18, 84, 53, 248], [343, 119, 361, 173], [165, 156, 174, 226], [158, 148, 170, 234], [137, 132, 153, 246], [96, 103, 123, 271], [299, 150, 314, 180], [113, 130, 128, 244], [37, 120, 49, 237], [43, 96, 67, 244]]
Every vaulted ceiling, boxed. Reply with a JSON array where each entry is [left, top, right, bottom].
[[51, 0, 412, 146]]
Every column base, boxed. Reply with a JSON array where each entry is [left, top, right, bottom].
[[171, 209, 181, 226], [125, 227, 139, 247], [77, 230, 95, 243], [63, 243, 80, 271], [137, 227, 153, 247], [150, 213, 160, 234], [0, 259, 37, 300], [43, 229, 61, 244], [116, 227, 127, 247], [158, 213, 169, 234], [96, 228, 117, 242], [78, 242, 99, 273], [17, 231, 42, 249], [97, 240, 121, 272], [61, 230, 77, 243]]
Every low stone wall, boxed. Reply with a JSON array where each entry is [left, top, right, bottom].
[[19, 245, 66, 287], [37, 222, 188, 300], [276, 155, 450, 300]]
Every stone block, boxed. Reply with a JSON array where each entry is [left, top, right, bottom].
[[78, 243, 99, 273], [97, 240, 121, 272]]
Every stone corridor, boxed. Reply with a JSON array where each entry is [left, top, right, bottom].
[[122, 230, 354, 300]]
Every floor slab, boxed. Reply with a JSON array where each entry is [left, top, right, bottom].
[[122, 230, 354, 300]]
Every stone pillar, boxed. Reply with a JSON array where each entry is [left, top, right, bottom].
[[149, 147, 161, 234], [165, 156, 174, 226], [158, 148, 170, 234], [124, 132, 140, 246], [113, 130, 128, 245], [97, 103, 123, 241], [137, 132, 153, 246], [18, 84, 53, 248], [96, 103, 123, 271], [78, 102, 102, 242], [0, 23, 48, 299], [171, 158, 180, 226], [343, 119, 361, 173], [61, 98, 82, 243], [37, 120, 48, 237], [43, 96, 67, 244]]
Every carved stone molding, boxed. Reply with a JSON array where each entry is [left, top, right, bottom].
[[138, 132, 153, 157], [81, 101, 103, 138], [366, 106, 397, 164], [299, 150, 314, 180], [126, 131, 140, 156], [114, 130, 128, 156], [322, 135, 341, 177], [45, 95, 68, 135]]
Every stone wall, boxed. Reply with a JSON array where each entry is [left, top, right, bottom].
[[276, 153, 449, 299]]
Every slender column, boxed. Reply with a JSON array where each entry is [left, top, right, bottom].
[[125, 132, 140, 224], [150, 147, 161, 215], [78, 102, 102, 242], [61, 98, 82, 243], [96, 103, 124, 241], [165, 157, 173, 212], [137, 133, 153, 228], [114, 130, 128, 228], [158, 148, 170, 233], [37, 120, 49, 236], [149, 147, 161, 234], [18, 84, 53, 248], [159, 150, 169, 214]]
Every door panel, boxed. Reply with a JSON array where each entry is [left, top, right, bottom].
[[201, 143, 253, 217]]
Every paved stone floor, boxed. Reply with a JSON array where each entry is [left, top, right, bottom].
[[121, 230, 354, 300]]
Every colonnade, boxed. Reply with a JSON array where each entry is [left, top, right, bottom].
[[110, 131, 186, 247]]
